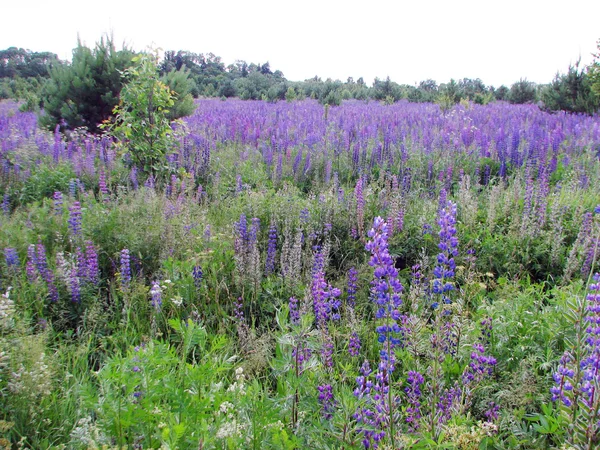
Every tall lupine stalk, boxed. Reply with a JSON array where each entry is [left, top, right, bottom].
[[68, 201, 82, 239], [552, 273, 600, 448], [53, 191, 63, 215], [433, 200, 458, 309], [264, 223, 278, 276], [428, 200, 459, 435], [98, 169, 109, 202], [356, 217, 404, 448], [120, 249, 131, 290]]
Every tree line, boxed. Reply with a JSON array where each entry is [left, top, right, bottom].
[[1, 37, 599, 134]]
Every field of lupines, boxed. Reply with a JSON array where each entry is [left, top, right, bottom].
[[0, 97, 599, 449]]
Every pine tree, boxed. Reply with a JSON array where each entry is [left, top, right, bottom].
[[40, 36, 134, 133]]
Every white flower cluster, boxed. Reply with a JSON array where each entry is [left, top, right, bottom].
[[69, 416, 108, 448], [8, 352, 53, 398], [227, 366, 246, 394], [0, 287, 14, 328]]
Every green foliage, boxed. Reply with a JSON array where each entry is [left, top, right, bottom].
[[0, 47, 59, 79], [40, 37, 134, 133], [542, 60, 599, 114], [508, 78, 538, 104], [587, 38, 600, 99], [18, 162, 77, 205], [107, 51, 180, 179], [160, 66, 197, 120]]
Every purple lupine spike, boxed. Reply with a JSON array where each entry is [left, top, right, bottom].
[[349, 331, 361, 357], [4, 248, 19, 268], [53, 191, 63, 215], [265, 223, 278, 276], [69, 268, 81, 303], [68, 201, 82, 238], [98, 169, 109, 201], [317, 384, 336, 419], [432, 201, 458, 308], [120, 249, 131, 288], [150, 281, 162, 310], [35, 241, 48, 281], [192, 265, 203, 290], [581, 273, 600, 405], [405, 370, 424, 431], [1, 194, 9, 215], [321, 330, 334, 369], [292, 341, 312, 375], [365, 217, 404, 353], [47, 273, 59, 302], [85, 241, 99, 285], [347, 267, 358, 307], [289, 296, 299, 325]]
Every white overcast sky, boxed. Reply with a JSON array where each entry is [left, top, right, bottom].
[[2, 0, 599, 87]]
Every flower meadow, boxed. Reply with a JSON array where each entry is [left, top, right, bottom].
[[0, 97, 600, 449]]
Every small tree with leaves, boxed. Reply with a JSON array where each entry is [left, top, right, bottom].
[[106, 51, 181, 181]]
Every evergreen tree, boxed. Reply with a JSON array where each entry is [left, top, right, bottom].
[[40, 37, 134, 133], [508, 78, 537, 104], [542, 60, 598, 114]]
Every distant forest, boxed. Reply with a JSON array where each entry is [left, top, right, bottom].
[[1, 37, 599, 119]]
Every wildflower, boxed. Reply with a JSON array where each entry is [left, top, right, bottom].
[[365, 217, 404, 352], [68, 201, 82, 238], [120, 249, 131, 288], [150, 282, 162, 310], [53, 191, 63, 215], [4, 248, 19, 269], [317, 384, 336, 419]]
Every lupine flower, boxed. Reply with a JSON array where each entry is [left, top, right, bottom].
[[365, 217, 404, 354], [120, 249, 131, 288], [484, 402, 500, 421], [1, 194, 9, 215], [551, 352, 575, 407], [321, 330, 334, 369], [347, 267, 358, 307], [150, 281, 162, 310], [98, 169, 109, 201], [53, 191, 63, 215], [85, 241, 99, 285], [69, 268, 81, 303], [349, 331, 361, 357], [68, 201, 82, 238], [26, 244, 38, 282], [432, 201, 458, 308], [292, 341, 312, 375], [580, 273, 600, 408], [35, 241, 48, 281], [317, 384, 336, 419], [265, 223, 277, 275], [405, 371, 424, 431], [192, 265, 203, 290], [289, 296, 300, 325], [461, 343, 497, 386], [4, 248, 19, 269]]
